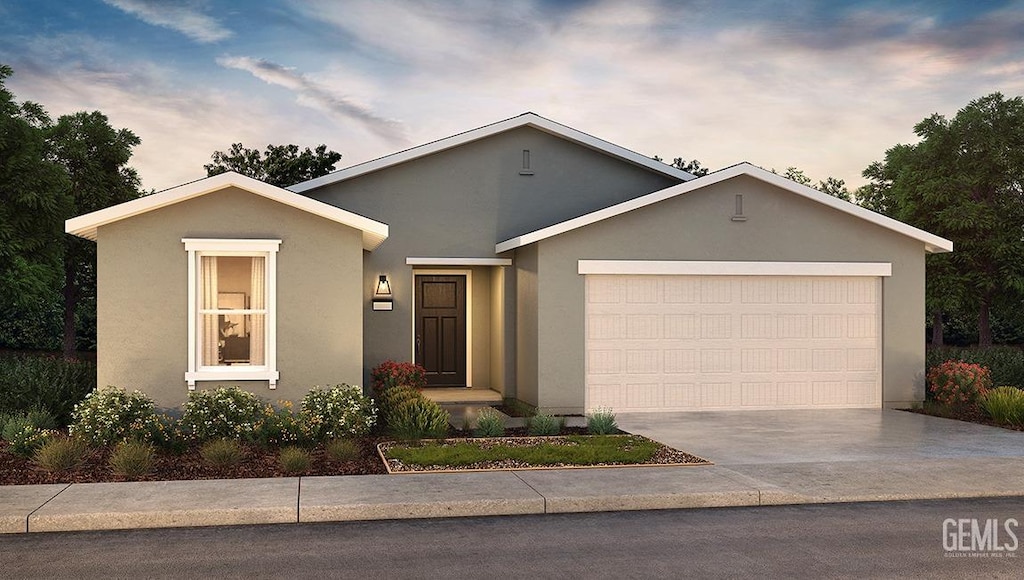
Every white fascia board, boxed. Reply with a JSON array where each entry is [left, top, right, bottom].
[[65, 172, 389, 251], [496, 162, 954, 255], [288, 113, 695, 193], [406, 257, 512, 266], [578, 260, 893, 277]]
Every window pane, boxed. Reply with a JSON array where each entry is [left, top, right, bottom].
[[201, 314, 265, 366]]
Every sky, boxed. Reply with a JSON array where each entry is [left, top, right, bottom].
[[2, 0, 1023, 192]]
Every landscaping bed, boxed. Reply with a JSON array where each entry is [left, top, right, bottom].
[[380, 433, 709, 473]]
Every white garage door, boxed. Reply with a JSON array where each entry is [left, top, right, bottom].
[[585, 274, 882, 412]]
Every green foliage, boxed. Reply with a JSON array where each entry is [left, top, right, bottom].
[[378, 385, 423, 427], [927, 360, 992, 409], [653, 155, 710, 177], [278, 446, 312, 473], [69, 386, 159, 446], [473, 408, 506, 437], [926, 347, 1024, 389], [388, 397, 450, 440], [109, 440, 156, 478], [981, 386, 1024, 427], [26, 409, 57, 431], [254, 401, 305, 447], [200, 438, 243, 469], [300, 385, 377, 441], [0, 353, 96, 425], [370, 360, 427, 393], [179, 386, 266, 442], [325, 438, 361, 462], [3, 417, 53, 457], [386, 435, 660, 468], [527, 413, 563, 436], [586, 408, 618, 435], [32, 435, 88, 471], [205, 142, 341, 187], [863, 93, 1024, 346]]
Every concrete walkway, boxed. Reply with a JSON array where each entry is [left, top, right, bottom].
[[3, 410, 1024, 534]]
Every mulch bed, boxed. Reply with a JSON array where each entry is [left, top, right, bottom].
[[903, 403, 1024, 432], [0, 438, 389, 486]]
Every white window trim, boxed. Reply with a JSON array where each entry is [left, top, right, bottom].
[[183, 238, 281, 390], [406, 257, 511, 267], [411, 268, 473, 388], [578, 260, 892, 277]]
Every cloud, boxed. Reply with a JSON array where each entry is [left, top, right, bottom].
[[216, 55, 408, 146], [102, 0, 232, 43]]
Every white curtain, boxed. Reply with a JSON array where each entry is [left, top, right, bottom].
[[249, 256, 266, 365], [201, 256, 219, 366]]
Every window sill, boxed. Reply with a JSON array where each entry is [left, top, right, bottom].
[[186, 369, 279, 390]]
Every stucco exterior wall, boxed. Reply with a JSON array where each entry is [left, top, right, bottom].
[[525, 175, 926, 413], [97, 187, 365, 409], [307, 126, 680, 386], [515, 245, 540, 406]]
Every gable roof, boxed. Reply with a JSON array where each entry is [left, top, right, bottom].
[[65, 172, 389, 250], [495, 162, 954, 254], [288, 112, 696, 193]]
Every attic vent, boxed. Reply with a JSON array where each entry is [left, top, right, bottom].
[[731, 194, 747, 222], [519, 149, 534, 176]]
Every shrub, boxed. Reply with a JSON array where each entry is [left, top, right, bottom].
[[255, 401, 305, 447], [371, 360, 427, 393], [110, 440, 156, 478], [33, 436, 88, 472], [325, 438, 361, 462], [587, 408, 618, 435], [927, 347, 1024, 390], [300, 385, 377, 441], [69, 386, 160, 447], [200, 438, 243, 469], [527, 413, 563, 436], [179, 387, 266, 442], [379, 385, 422, 425], [3, 417, 53, 457], [0, 353, 96, 425], [278, 446, 312, 473], [26, 409, 58, 431], [927, 360, 992, 409], [473, 408, 506, 437], [981, 386, 1024, 427], [148, 414, 187, 454], [389, 397, 450, 440]]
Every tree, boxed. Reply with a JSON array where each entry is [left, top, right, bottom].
[[652, 155, 711, 177], [0, 64, 69, 349], [862, 93, 1024, 346], [205, 143, 342, 187], [48, 111, 142, 357], [773, 166, 852, 201]]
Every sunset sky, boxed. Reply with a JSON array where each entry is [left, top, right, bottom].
[[2, 0, 1023, 191]]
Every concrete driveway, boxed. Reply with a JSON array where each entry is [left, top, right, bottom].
[[617, 409, 1024, 503], [617, 409, 1024, 465]]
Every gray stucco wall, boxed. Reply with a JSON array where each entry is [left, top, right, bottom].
[[520, 175, 926, 413], [97, 186, 365, 409], [306, 126, 681, 386]]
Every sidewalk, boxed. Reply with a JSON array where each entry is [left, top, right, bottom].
[[5, 455, 1024, 534]]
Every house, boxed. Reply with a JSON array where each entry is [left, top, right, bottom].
[[65, 113, 953, 413]]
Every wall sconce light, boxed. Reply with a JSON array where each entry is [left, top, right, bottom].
[[372, 274, 393, 311]]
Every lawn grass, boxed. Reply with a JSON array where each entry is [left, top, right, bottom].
[[384, 434, 661, 467]]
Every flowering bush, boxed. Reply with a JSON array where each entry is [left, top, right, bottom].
[[69, 386, 160, 447], [300, 385, 377, 441], [4, 420, 55, 457], [179, 386, 266, 442], [371, 360, 427, 393], [255, 400, 306, 446], [927, 360, 992, 409]]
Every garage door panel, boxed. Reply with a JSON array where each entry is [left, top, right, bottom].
[[585, 274, 881, 412]]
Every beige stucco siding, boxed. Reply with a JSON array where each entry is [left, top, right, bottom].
[[525, 175, 926, 413], [97, 186, 364, 409]]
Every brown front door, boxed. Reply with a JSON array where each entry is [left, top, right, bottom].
[[415, 275, 466, 387]]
